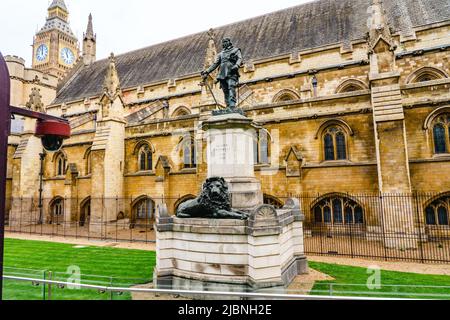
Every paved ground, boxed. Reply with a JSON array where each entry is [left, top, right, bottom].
[[129, 269, 335, 300], [6, 224, 156, 244], [5, 232, 156, 251], [286, 269, 335, 295], [308, 255, 450, 276]]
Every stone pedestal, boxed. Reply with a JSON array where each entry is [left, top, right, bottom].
[[203, 113, 263, 210], [155, 199, 307, 292]]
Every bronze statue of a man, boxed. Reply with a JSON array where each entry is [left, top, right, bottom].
[[202, 38, 243, 110]]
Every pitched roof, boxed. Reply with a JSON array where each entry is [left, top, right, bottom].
[[53, 0, 450, 105]]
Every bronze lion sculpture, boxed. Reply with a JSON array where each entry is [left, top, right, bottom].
[[176, 177, 249, 220]]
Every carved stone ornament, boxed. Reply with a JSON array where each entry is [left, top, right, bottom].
[[253, 204, 277, 219]]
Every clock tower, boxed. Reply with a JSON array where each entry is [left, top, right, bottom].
[[32, 0, 79, 79]]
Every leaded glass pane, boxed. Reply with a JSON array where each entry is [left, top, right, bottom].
[[147, 152, 153, 170], [253, 135, 259, 164], [333, 199, 343, 223], [259, 130, 269, 164], [191, 143, 197, 167], [438, 206, 449, 225], [344, 206, 353, 224], [434, 124, 447, 154], [336, 132, 347, 160], [354, 206, 364, 224], [314, 206, 322, 223], [183, 142, 191, 168], [425, 207, 436, 225], [323, 207, 331, 223], [140, 152, 146, 171], [324, 134, 334, 160]]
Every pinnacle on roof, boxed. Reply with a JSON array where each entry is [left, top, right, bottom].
[[84, 13, 95, 40]]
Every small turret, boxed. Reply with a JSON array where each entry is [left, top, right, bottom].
[[83, 14, 97, 66]]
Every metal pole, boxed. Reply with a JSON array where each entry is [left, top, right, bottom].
[[201, 77, 220, 108], [38, 153, 45, 224], [0, 52, 11, 301], [47, 271, 52, 301]]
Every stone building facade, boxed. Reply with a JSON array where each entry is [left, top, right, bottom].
[[5, 0, 450, 246]]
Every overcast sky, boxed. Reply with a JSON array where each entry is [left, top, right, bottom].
[[0, 0, 313, 67]]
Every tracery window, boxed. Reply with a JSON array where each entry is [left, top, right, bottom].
[[133, 197, 155, 222], [323, 127, 347, 161], [313, 196, 364, 225], [425, 195, 450, 226], [182, 135, 196, 169], [407, 67, 448, 84], [138, 145, 153, 171], [432, 114, 450, 154], [55, 153, 67, 176], [50, 197, 64, 224]]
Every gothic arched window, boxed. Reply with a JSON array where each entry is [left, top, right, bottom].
[[85, 149, 92, 175], [432, 115, 450, 154], [132, 197, 155, 225], [323, 127, 347, 161], [425, 195, 450, 226], [50, 197, 64, 224], [138, 145, 153, 171], [55, 153, 67, 176], [182, 135, 196, 169], [335, 79, 368, 94], [254, 129, 270, 165], [172, 106, 191, 118], [406, 67, 448, 84], [312, 195, 364, 225], [272, 89, 300, 103]]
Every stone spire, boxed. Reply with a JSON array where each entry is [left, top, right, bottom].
[[83, 14, 97, 65], [103, 53, 121, 100], [85, 13, 95, 39]]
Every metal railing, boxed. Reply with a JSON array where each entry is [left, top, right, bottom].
[[3, 275, 424, 301], [4, 192, 450, 263], [294, 192, 450, 263]]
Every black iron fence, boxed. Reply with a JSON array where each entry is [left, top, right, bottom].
[[4, 192, 450, 263], [291, 192, 450, 264]]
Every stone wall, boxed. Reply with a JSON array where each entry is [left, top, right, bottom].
[[5, 17, 450, 233]]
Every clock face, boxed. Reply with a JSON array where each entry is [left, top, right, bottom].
[[36, 44, 48, 62], [60, 47, 75, 65]]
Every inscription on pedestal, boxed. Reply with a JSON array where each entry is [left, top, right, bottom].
[[211, 143, 230, 162]]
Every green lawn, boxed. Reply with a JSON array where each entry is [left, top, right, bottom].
[[3, 238, 156, 300], [309, 261, 450, 299], [3, 238, 450, 300]]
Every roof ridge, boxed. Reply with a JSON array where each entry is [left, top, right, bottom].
[[52, 0, 450, 105], [93, 0, 320, 62]]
